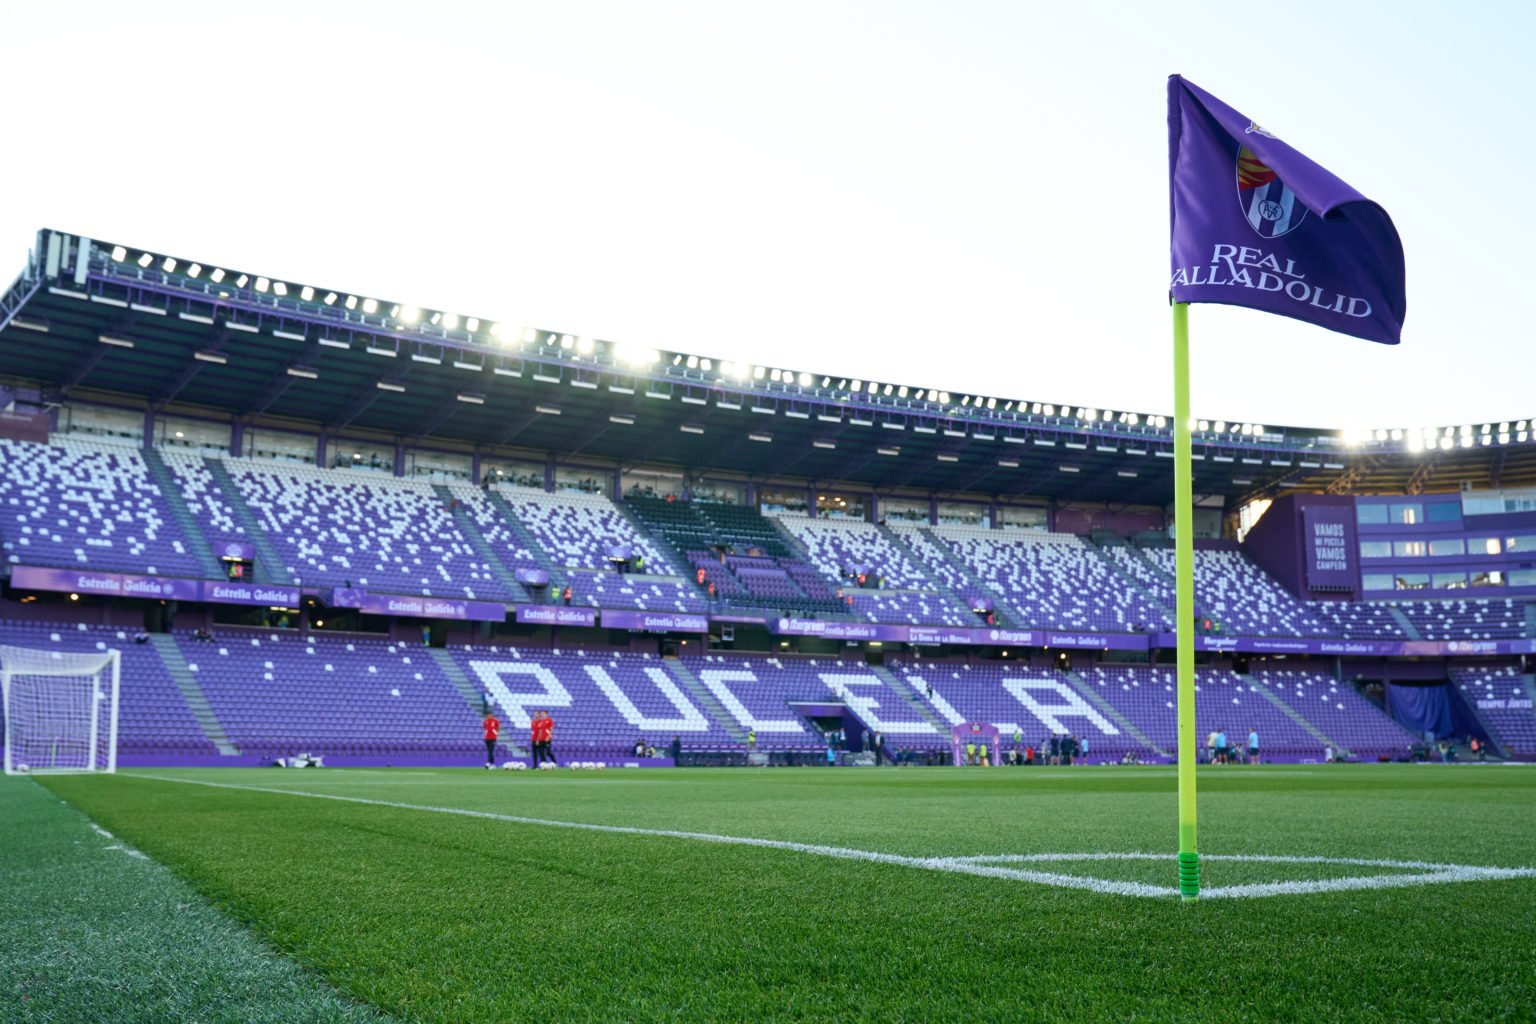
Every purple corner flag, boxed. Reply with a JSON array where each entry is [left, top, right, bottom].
[[1168, 75, 1405, 344]]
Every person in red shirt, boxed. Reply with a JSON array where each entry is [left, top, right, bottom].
[[482, 711, 501, 769], [531, 710, 557, 767]]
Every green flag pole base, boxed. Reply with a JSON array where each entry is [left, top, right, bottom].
[[1178, 850, 1200, 900]]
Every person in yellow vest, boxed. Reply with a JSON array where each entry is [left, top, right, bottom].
[[965, 741, 977, 766], [979, 742, 990, 767]]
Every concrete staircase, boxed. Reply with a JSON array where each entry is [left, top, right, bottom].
[[203, 458, 293, 585], [663, 658, 747, 742], [141, 448, 224, 579], [148, 634, 240, 756], [428, 647, 527, 757], [1389, 606, 1422, 640], [432, 485, 527, 603], [866, 662, 952, 734], [483, 488, 568, 596], [1243, 676, 1351, 757], [1061, 669, 1172, 759]]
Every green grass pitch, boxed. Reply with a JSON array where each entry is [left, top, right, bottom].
[[11, 764, 1536, 1023]]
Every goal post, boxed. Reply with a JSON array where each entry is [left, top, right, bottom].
[[1, 645, 121, 775]]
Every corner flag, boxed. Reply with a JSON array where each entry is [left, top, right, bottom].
[[1169, 75, 1406, 344], [1164, 76, 1405, 899]]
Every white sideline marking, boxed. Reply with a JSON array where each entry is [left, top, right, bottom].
[[125, 774, 1536, 900]]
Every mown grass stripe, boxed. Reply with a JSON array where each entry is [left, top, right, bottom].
[[125, 772, 1536, 900]]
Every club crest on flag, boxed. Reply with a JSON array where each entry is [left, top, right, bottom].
[[1237, 146, 1307, 238]]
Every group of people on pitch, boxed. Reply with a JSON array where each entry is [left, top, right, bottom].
[[1203, 728, 1260, 764], [482, 710, 558, 769]]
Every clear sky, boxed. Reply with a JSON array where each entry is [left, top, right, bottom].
[[3, 1, 1530, 433]]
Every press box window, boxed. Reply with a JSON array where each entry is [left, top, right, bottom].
[[1356, 504, 1389, 525]]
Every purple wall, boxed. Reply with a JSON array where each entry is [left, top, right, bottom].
[[1243, 493, 1361, 601]]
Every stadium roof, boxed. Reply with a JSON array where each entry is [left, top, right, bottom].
[[4, 229, 1535, 507]]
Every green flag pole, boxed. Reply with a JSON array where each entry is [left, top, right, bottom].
[[1172, 301, 1199, 900]]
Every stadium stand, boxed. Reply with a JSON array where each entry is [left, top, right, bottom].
[[441, 645, 737, 760], [927, 527, 1166, 632], [495, 487, 677, 575], [180, 631, 477, 761], [1394, 599, 1527, 640], [0, 437, 204, 578], [1452, 663, 1536, 756], [1310, 600, 1409, 639], [770, 514, 931, 589], [223, 461, 511, 599], [1140, 548, 1331, 637], [1246, 665, 1419, 760]]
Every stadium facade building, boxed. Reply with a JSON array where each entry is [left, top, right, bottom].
[[1, 230, 1533, 768]]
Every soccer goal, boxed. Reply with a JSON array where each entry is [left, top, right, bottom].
[[1, 645, 121, 775]]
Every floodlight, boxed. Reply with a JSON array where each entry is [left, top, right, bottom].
[[210, 268, 226, 284], [344, 295, 358, 310], [362, 298, 379, 314], [799, 372, 812, 387], [686, 354, 699, 368], [813, 440, 836, 449], [376, 381, 405, 392], [749, 432, 772, 442], [939, 392, 950, 404], [98, 334, 134, 348], [430, 312, 442, 326], [111, 245, 127, 261], [235, 274, 250, 288], [398, 306, 419, 323], [455, 393, 484, 404], [878, 446, 899, 456], [255, 277, 270, 293], [560, 334, 574, 349], [898, 386, 909, 398], [681, 424, 705, 435], [753, 365, 766, 379], [286, 367, 318, 379], [466, 318, 480, 332], [137, 252, 153, 267], [701, 359, 712, 371], [300, 286, 314, 301]]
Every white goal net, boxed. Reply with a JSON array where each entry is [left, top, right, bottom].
[[1, 645, 120, 775]]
